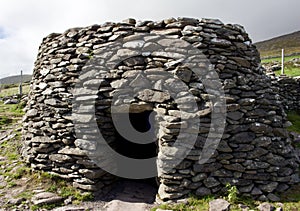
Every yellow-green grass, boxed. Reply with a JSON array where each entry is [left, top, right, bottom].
[[274, 66, 300, 77], [0, 102, 25, 129], [261, 55, 300, 77], [261, 55, 300, 64], [0, 84, 30, 98], [152, 195, 213, 211]]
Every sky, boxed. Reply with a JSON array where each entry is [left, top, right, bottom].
[[0, 0, 300, 78]]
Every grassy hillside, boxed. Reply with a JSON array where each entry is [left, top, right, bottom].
[[0, 74, 32, 85], [255, 31, 300, 59], [0, 84, 30, 98]]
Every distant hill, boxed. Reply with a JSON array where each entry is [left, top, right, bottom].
[[0, 75, 32, 85], [255, 31, 300, 59]]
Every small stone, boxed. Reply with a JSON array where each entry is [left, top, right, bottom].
[[40, 68, 50, 76], [231, 132, 255, 144], [211, 38, 231, 47], [151, 28, 182, 35], [8, 197, 25, 205], [79, 169, 106, 179], [75, 139, 97, 151], [137, 89, 171, 103], [58, 147, 86, 156], [122, 18, 136, 25], [27, 109, 38, 117], [209, 199, 230, 211], [267, 193, 280, 202], [231, 57, 251, 68], [196, 187, 211, 197], [129, 74, 151, 88], [203, 177, 220, 188], [44, 98, 60, 106], [192, 173, 207, 182], [257, 202, 275, 211], [31, 136, 59, 143], [123, 56, 145, 66], [158, 184, 187, 200], [32, 192, 63, 206], [250, 123, 272, 134], [4, 99, 19, 104], [49, 154, 74, 163], [175, 66, 192, 82], [73, 181, 104, 191]]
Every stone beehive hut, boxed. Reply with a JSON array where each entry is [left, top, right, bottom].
[[22, 17, 299, 201]]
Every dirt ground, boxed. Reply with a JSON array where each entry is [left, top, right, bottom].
[[52, 180, 157, 211]]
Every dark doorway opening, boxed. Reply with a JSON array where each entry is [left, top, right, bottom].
[[114, 111, 157, 159], [113, 111, 159, 188]]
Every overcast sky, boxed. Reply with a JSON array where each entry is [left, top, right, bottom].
[[0, 0, 299, 78]]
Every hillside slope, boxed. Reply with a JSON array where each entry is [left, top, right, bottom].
[[0, 75, 32, 85], [255, 31, 300, 58]]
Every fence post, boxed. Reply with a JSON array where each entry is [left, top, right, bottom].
[[281, 49, 285, 75], [19, 70, 23, 97]]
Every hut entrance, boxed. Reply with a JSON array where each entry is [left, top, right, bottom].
[[113, 110, 159, 187]]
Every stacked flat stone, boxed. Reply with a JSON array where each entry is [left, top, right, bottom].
[[21, 17, 299, 202], [270, 76, 300, 111]]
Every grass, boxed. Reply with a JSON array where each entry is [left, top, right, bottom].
[[152, 195, 213, 211], [0, 101, 26, 129], [0, 84, 30, 98], [261, 55, 300, 77], [274, 67, 300, 77], [42, 172, 93, 203], [280, 184, 300, 211], [287, 110, 300, 134], [152, 191, 300, 211], [261, 55, 300, 64]]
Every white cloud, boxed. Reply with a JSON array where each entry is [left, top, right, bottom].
[[0, 0, 299, 78]]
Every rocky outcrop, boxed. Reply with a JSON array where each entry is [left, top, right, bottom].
[[21, 17, 299, 202]]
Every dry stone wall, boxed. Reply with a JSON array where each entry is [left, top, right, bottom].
[[22, 17, 299, 202], [271, 76, 300, 111]]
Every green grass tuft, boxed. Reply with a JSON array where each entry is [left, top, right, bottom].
[[152, 195, 213, 211], [287, 110, 300, 134]]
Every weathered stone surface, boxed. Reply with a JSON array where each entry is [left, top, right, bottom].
[[32, 192, 63, 206], [195, 187, 212, 197], [250, 123, 272, 134], [58, 147, 86, 156], [209, 199, 230, 211], [31, 136, 59, 143], [137, 89, 171, 103], [231, 132, 255, 144], [27, 109, 38, 117], [259, 182, 278, 193], [203, 177, 220, 188], [151, 28, 182, 35], [257, 202, 275, 211], [74, 139, 97, 151], [49, 154, 74, 163]]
